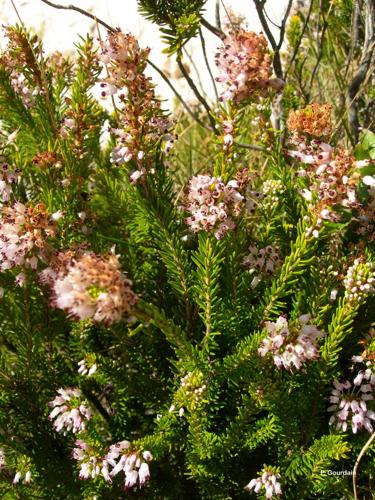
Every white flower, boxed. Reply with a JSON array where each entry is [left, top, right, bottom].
[[51, 210, 64, 221], [24, 471, 31, 484], [102, 443, 152, 489], [328, 364, 375, 434], [48, 388, 92, 434], [258, 315, 325, 371], [362, 175, 375, 186], [77, 358, 97, 377], [13, 471, 21, 484], [245, 470, 282, 497], [138, 462, 150, 485]]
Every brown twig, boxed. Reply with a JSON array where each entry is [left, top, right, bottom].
[[177, 59, 216, 131], [201, 18, 223, 38], [284, 0, 314, 78], [347, 0, 375, 143], [40, 0, 114, 32], [199, 28, 218, 100], [307, 1, 329, 99], [352, 431, 375, 500]]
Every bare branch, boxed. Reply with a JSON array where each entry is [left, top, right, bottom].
[[352, 431, 375, 500], [253, 1, 278, 51], [284, 0, 314, 78], [183, 46, 208, 99], [277, 0, 294, 51], [199, 28, 219, 100], [215, 0, 222, 30], [344, 0, 361, 80], [40, 0, 115, 32], [201, 18, 224, 38], [307, 1, 329, 99], [148, 60, 212, 131], [177, 59, 217, 131], [347, 0, 375, 142], [264, 9, 282, 30]]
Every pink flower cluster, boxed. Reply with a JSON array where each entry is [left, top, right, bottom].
[[99, 30, 175, 181], [72, 440, 109, 481], [185, 175, 243, 239], [10, 71, 40, 108], [287, 106, 361, 219], [328, 360, 374, 434], [0, 162, 20, 203], [0, 202, 56, 272], [104, 441, 152, 489], [215, 30, 274, 102], [291, 142, 361, 221], [72, 439, 152, 489], [48, 388, 92, 434], [49, 252, 138, 325], [245, 469, 282, 498], [243, 244, 281, 276], [258, 315, 325, 371]]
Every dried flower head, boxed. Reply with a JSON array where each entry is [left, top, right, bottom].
[[50, 252, 138, 324], [215, 30, 273, 102], [287, 103, 332, 138]]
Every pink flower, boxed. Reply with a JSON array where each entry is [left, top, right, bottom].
[[50, 252, 138, 325], [99, 31, 176, 172], [215, 30, 273, 102], [243, 244, 281, 277], [48, 388, 92, 434], [185, 175, 243, 239], [258, 315, 325, 371], [0, 202, 56, 273], [245, 469, 282, 497], [328, 362, 375, 434]]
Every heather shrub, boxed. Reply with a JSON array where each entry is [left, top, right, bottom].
[[0, 0, 374, 498]]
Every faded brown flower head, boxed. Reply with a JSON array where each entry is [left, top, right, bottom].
[[287, 103, 332, 138], [33, 152, 59, 169]]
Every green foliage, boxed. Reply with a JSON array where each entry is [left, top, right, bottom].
[[137, 0, 207, 54], [0, 3, 374, 499]]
